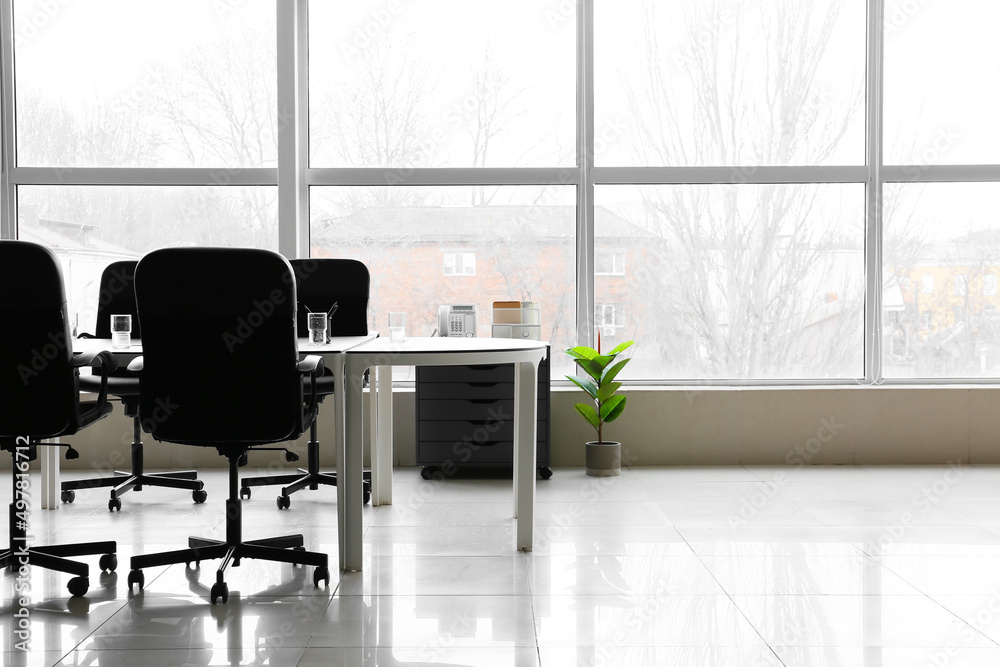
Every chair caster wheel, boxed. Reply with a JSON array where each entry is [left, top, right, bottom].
[[363, 490, 371, 505], [240, 487, 251, 500], [211, 581, 229, 604], [109, 497, 122, 512], [61, 490, 75, 503], [276, 495, 290, 510], [420, 467, 436, 480], [313, 566, 330, 587], [127, 569, 144, 592], [539, 466, 553, 480], [193, 489, 208, 504], [99, 553, 118, 572], [67, 576, 89, 597]]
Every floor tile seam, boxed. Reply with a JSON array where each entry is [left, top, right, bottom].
[[869, 557, 1000, 650], [672, 519, 788, 664]]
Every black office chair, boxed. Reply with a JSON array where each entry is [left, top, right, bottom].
[[0, 240, 118, 597], [62, 260, 207, 512], [240, 258, 372, 508], [125, 247, 331, 604]]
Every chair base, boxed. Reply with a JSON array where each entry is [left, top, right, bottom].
[[3, 443, 118, 598], [1, 537, 117, 598], [128, 452, 330, 604], [240, 437, 370, 507], [62, 471, 205, 511], [61, 417, 205, 511]]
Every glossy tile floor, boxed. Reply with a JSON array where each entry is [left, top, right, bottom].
[[5, 464, 1000, 666]]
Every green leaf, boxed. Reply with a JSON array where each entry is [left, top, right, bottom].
[[600, 394, 627, 422], [574, 402, 601, 430], [595, 381, 622, 402], [566, 374, 598, 399], [579, 354, 614, 378], [565, 346, 598, 361], [608, 340, 635, 356], [602, 357, 631, 384]]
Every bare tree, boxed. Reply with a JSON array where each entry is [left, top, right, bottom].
[[619, 0, 866, 378]]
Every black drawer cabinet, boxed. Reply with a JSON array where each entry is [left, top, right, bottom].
[[415, 346, 552, 480]]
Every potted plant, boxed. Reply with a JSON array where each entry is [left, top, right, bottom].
[[565, 337, 634, 476]]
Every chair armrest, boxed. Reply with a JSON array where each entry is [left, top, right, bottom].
[[72, 349, 118, 371], [127, 356, 144, 372], [297, 355, 325, 376], [297, 355, 326, 430], [72, 349, 117, 409], [77, 331, 97, 339]]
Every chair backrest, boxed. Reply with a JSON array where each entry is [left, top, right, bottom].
[[91, 260, 141, 339], [0, 241, 78, 438], [291, 259, 369, 337], [134, 247, 303, 446]]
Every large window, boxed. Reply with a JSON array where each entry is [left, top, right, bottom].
[[596, 184, 866, 380], [310, 186, 576, 362], [308, 0, 575, 169], [3, 0, 999, 384], [14, 0, 277, 168]]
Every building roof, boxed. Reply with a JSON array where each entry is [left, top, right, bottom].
[[312, 205, 654, 244], [18, 216, 140, 260]]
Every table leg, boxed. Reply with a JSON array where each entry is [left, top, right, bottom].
[[515, 360, 538, 551], [41, 437, 59, 510], [374, 365, 393, 505], [341, 357, 365, 571]]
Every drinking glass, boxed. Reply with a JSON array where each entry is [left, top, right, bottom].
[[111, 314, 132, 350], [388, 312, 406, 342], [307, 312, 328, 346]]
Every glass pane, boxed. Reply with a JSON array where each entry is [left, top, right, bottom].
[[884, 0, 1000, 165], [596, 184, 866, 380], [14, 0, 276, 168], [308, 1, 575, 168], [18, 185, 278, 332], [595, 0, 866, 167], [883, 183, 1000, 379], [310, 186, 576, 377]]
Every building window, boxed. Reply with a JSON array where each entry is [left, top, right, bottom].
[[985, 274, 997, 296], [596, 302, 623, 337], [954, 274, 968, 297], [443, 251, 476, 276], [595, 250, 625, 276], [921, 275, 934, 294], [920, 311, 933, 330]]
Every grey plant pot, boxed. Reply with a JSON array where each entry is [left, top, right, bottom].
[[585, 441, 621, 477]]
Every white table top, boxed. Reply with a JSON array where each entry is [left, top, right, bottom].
[[74, 334, 377, 356], [348, 336, 548, 358]]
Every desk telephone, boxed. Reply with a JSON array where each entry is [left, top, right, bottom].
[[438, 304, 477, 337]]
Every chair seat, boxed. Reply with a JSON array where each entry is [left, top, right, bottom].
[[79, 374, 140, 397]]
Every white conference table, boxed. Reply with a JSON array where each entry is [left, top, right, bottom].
[[334, 336, 548, 572], [60, 335, 376, 506]]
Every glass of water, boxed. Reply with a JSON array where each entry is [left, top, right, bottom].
[[388, 312, 406, 343], [111, 314, 132, 349]]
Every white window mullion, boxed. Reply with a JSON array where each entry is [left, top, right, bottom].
[[277, 0, 308, 259], [865, 0, 886, 384], [576, 0, 595, 349], [0, 0, 16, 239]]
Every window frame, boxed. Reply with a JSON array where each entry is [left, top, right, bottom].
[[3, 0, 1000, 385]]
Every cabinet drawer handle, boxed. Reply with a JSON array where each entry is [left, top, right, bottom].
[[468, 399, 497, 404], [468, 382, 500, 388]]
